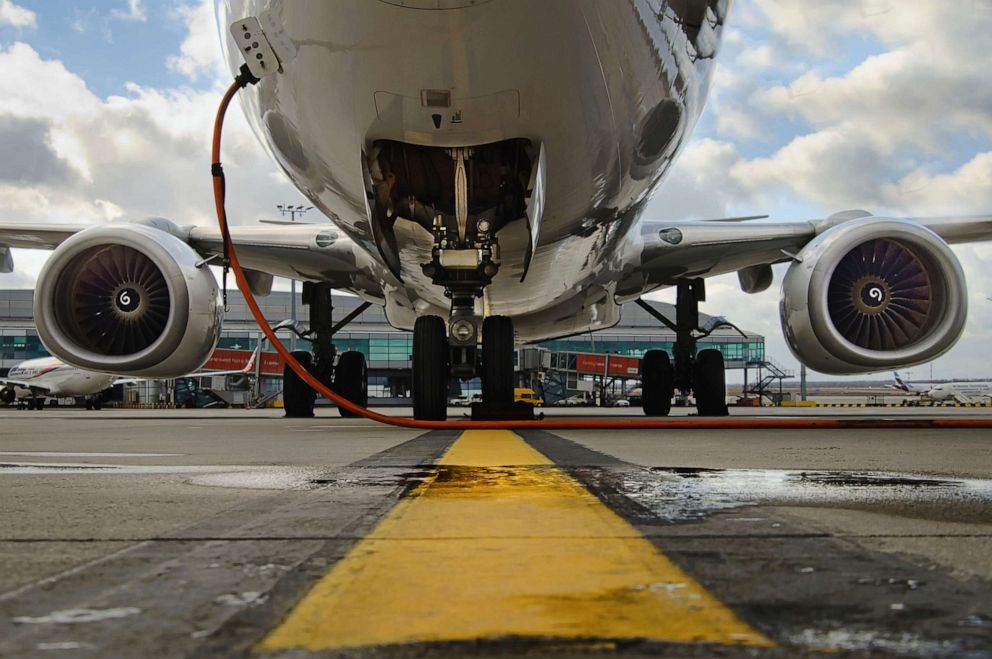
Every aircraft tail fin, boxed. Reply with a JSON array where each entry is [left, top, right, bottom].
[[242, 345, 261, 373]]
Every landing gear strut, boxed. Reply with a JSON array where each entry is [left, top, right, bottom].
[[282, 282, 371, 418], [408, 146, 523, 421], [636, 279, 733, 417]]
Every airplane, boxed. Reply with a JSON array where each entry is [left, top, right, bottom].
[[0, 0, 990, 421], [0, 347, 259, 411], [892, 372, 992, 404]]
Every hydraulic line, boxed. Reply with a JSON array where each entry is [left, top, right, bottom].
[[212, 78, 992, 431]]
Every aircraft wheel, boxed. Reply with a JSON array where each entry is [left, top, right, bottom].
[[334, 351, 368, 418], [283, 350, 316, 418], [481, 316, 514, 405], [93, 398, 102, 411], [49, 399, 59, 408], [413, 316, 448, 421], [32, 398, 45, 410], [641, 350, 673, 417], [694, 348, 729, 417], [85, 400, 93, 411]]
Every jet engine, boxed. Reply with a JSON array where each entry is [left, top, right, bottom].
[[0, 386, 15, 404], [34, 222, 223, 377], [781, 219, 967, 374]]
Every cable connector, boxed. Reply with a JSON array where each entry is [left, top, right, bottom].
[[235, 64, 260, 89]]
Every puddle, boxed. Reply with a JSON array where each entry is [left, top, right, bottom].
[[37, 641, 94, 651], [0, 452, 181, 458], [614, 467, 992, 523], [215, 592, 267, 608], [786, 628, 957, 657], [13, 607, 141, 625], [0, 461, 437, 492], [306, 469, 435, 490], [0, 462, 258, 475]]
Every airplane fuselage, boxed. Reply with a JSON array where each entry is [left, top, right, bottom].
[[5, 357, 115, 399], [220, 0, 725, 341], [927, 382, 992, 402]]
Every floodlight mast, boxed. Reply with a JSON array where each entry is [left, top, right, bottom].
[[277, 203, 313, 350]]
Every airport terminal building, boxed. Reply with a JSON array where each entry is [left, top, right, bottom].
[[0, 288, 766, 403]]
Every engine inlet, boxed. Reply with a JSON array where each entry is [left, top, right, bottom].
[[57, 245, 171, 356], [826, 239, 933, 351]]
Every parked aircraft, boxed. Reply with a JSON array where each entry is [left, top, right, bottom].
[[893, 372, 992, 404], [0, 347, 258, 410], [0, 1, 990, 420]]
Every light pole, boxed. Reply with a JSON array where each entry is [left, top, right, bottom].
[[276, 204, 314, 351]]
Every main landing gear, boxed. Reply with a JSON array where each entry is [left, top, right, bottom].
[[282, 282, 372, 418], [636, 279, 737, 417]]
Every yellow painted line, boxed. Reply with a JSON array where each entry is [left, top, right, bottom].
[[258, 430, 773, 651]]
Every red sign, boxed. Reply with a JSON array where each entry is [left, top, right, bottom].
[[573, 354, 641, 376], [607, 356, 641, 377], [201, 348, 284, 376]]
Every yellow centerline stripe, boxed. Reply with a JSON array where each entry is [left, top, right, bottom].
[[258, 430, 773, 651]]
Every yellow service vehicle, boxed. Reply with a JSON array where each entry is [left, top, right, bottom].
[[514, 388, 544, 406]]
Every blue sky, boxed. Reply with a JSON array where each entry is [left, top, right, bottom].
[[0, 1, 210, 96]]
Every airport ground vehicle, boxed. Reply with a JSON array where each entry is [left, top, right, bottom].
[[1, 1, 990, 422], [514, 388, 544, 406]]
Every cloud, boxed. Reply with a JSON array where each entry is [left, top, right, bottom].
[[0, 40, 298, 295], [167, 0, 226, 82], [111, 0, 147, 23], [642, 0, 992, 378], [0, 0, 35, 29], [0, 115, 79, 185]]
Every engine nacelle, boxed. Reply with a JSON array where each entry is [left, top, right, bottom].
[[0, 386, 15, 404], [781, 218, 967, 374], [34, 222, 223, 377]]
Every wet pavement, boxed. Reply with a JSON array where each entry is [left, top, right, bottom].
[[0, 408, 990, 657]]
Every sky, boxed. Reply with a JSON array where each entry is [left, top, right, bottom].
[[0, 0, 990, 381]]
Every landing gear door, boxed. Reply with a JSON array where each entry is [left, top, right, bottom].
[[521, 142, 546, 282]]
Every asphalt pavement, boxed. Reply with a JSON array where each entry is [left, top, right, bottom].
[[0, 407, 990, 657]]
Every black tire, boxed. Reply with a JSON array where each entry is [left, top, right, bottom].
[[641, 349, 674, 417], [334, 351, 368, 418], [85, 400, 93, 411], [694, 348, 729, 416], [482, 316, 514, 405], [49, 399, 59, 407], [32, 398, 44, 411], [283, 350, 316, 418], [93, 398, 102, 411], [413, 316, 448, 421]]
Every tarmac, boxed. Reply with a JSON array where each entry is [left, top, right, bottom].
[[0, 406, 990, 657]]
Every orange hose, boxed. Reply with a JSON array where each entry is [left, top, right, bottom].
[[212, 81, 992, 431]]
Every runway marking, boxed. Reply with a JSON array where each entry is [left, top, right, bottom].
[[259, 430, 772, 651]]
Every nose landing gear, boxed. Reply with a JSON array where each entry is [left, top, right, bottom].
[[409, 147, 524, 421]]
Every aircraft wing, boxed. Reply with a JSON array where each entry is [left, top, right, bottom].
[[619, 213, 992, 298], [0, 221, 389, 301], [0, 376, 50, 392]]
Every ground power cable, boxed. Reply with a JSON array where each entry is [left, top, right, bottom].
[[211, 75, 992, 431]]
